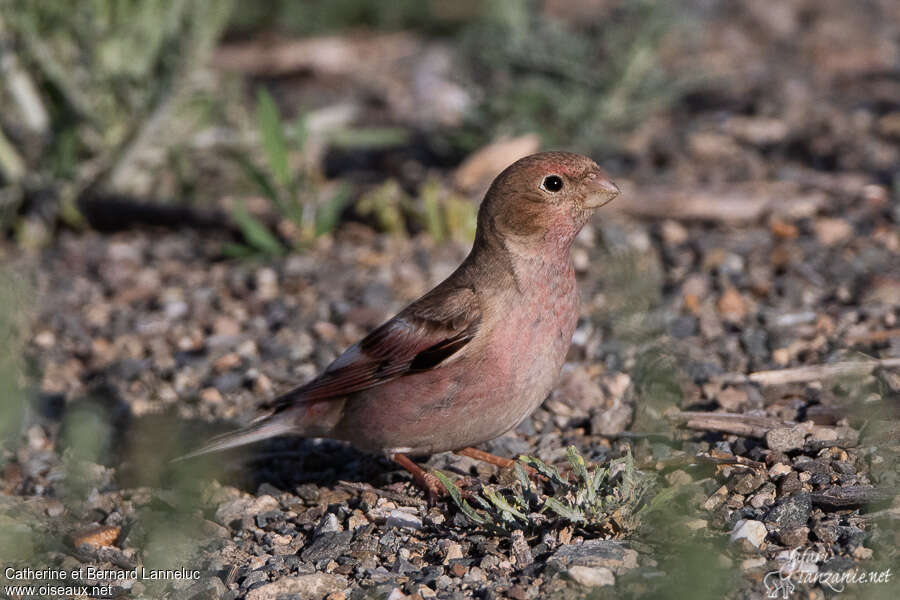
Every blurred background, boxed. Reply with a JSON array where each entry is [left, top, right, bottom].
[[0, 1, 898, 599], [1, 0, 895, 250]]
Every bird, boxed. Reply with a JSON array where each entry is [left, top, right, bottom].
[[182, 151, 619, 497]]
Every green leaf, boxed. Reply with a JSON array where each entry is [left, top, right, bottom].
[[544, 497, 585, 523], [420, 178, 444, 241], [220, 242, 257, 258], [514, 461, 535, 505], [230, 198, 284, 256], [590, 466, 609, 498], [566, 445, 593, 503], [228, 150, 281, 207], [484, 488, 528, 522], [256, 87, 291, 189], [314, 185, 352, 237], [433, 471, 489, 526], [519, 455, 566, 487]]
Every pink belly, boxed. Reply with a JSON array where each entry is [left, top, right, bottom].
[[334, 283, 578, 455]]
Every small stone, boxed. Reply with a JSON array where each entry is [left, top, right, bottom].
[[566, 565, 615, 587], [717, 387, 748, 411], [778, 471, 803, 495], [214, 352, 242, 372], [510, 530, 533, 567], [199, 387, 224, 404], [386, 510, 423, 530], [777, 526, 809, 548], [717, 287, 747, 322], [176, 577, 227, 600], [255, 267, 279, 301], [750, 485, 776, 509], [729, 519, 767, 549], [72, 525, 120, 548], [315, 513, 342, 536], [301, 530, 353, 563], [728, 470, 766, 495], [702, 485, 730, 511], [386, 588, 405, 600], [814, 218, 853, 246], [765, 493, 811, 530], [772, 348, 791, 366], [766, 426, 807, 452], [768, 463, 792, 478], [215, 495, 279, 525], [245, 574, 347, 600], [443, 543, 463, 564], [547, 540, 638, 574], [213, 316, 241, 336], [34, 330, 56, 349], [661, 220, 689, 245], [347, 511, 369, 530]]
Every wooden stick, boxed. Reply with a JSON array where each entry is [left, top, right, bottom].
[[667, 411, 782, 438], [846, 329, 900, 345], [714, 358, 900, 386]]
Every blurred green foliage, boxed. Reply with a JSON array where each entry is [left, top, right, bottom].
[[0, 0, 233, 225], [227, 0, 684, 158], [226, 88, 352, 256], [229, 0, 482, 37], [458, 0, 680, 156], [0, 268, 27, 451]]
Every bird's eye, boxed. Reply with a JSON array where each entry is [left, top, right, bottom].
[[541, 175, 564, 192]]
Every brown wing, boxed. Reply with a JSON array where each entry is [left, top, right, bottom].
[[265, 286, 480, 411]]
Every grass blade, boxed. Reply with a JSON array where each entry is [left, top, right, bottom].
[[314, 185, 351, 237], [519, 455, 566, 487], [484, 488, 528, 522], [544, 497, 585, 523], [256, 87, 290, 190], [433, 471, 489, 526], [566, 445, 593, 504], [230, 198, 284, 256]]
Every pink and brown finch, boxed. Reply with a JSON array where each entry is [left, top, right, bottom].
[[184, 152, 619, 496]]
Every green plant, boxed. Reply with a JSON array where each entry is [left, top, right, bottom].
[[457, 0, 688, 157], [0, 0, 234, 230], [226, 88, 351, 256], [435, 446, 654, 536]]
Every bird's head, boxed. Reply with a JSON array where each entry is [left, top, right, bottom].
[[476, 151, 619, 254]]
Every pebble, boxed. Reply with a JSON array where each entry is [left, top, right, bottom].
[[386, 510, 423, 530], [766, 426, 807, 452], [729, 519, 767, 549], [300, 530, 353, 563], [547, 540, 638, 574], [764, 493, 811, 530], [566, 565, 615, 587], [443, 543, 464, 564], [245, 574, 347, 600]]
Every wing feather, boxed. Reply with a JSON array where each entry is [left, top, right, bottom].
[[265, 286, 480, 411]]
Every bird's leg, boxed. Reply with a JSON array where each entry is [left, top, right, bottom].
[[391, 453, 447, 501], [455, 447, 545, 482], [455, 447, 516, 468]]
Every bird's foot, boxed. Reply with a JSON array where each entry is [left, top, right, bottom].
[[392, 453, 475, 504]]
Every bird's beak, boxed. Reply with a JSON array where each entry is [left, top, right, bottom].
[[584, 173, 620, 208]]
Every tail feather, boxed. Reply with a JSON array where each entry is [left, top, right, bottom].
[[173, 416, 295, 461]]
